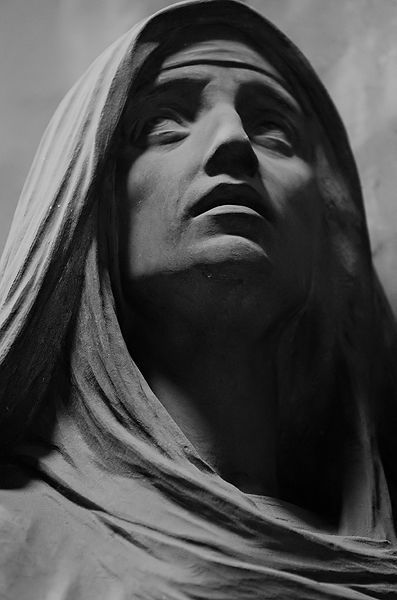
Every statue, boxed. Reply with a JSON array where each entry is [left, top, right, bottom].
[[0, 1, 396, 597]]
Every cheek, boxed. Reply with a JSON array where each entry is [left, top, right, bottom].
[[126, 145, 197, 213], [118, 153, 167, 279], [120, 147, 196, 279], [263, 157, 320, 231], [125, 152, 176, 239], [265, 158, 322, 287], [126, 152, 161, 209]]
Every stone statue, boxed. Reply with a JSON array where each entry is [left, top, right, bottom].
[[0, 1, 396, 598]]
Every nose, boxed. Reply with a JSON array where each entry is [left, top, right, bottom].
[[204, 108, 259, 179]]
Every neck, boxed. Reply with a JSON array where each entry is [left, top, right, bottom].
[[126, 302, 279, 496]]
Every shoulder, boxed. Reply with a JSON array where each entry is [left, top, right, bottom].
[[0, 464, 125, 599], [0, 463, 148, 599]]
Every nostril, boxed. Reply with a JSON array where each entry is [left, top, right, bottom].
[[205, 140, 259, 179]]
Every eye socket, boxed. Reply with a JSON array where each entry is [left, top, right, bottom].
[[249, 118, 296, 157], [132, 108, 190, 147], [146, 110, 183, 132]]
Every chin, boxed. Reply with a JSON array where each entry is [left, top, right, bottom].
[[190, 235, 272, 272], [185, 236, 309, 315], [183, 236, 276, 288]]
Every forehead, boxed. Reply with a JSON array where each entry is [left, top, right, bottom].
[[151, 39, 301, 113]]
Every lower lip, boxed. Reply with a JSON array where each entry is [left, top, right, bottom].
[[197, 205, 265, 219]]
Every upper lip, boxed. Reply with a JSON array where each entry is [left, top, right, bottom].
[[189, 183, 275, 222]]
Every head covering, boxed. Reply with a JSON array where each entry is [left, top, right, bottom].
[[0, 1, 396, 598]]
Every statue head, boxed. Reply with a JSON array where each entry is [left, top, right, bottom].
[[116, 25, 322, 333]]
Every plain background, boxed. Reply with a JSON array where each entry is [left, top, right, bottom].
[[1, 0, 396, 312]]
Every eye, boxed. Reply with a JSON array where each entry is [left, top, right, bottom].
[[133, 108, 190, 147], [250, 119, 295, 157], [146, 111, 182, 132]]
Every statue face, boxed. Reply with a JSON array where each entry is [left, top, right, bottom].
[[118, 39, 322, 317]]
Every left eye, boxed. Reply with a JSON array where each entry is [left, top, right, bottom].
[[251, 122, 294, 156]]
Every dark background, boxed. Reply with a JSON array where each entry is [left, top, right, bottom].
[[1, 0, 396, 312]]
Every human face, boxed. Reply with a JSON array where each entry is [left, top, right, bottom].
[[118, 40, 321, 311]]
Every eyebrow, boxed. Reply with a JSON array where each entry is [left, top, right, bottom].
[[161, 59, 285, 81], [135, 76, 208, 103], [134, 73, 303, 118], [240, 81, 303, 116]]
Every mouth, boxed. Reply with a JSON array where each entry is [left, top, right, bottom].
[[189, 183, 274, 223]]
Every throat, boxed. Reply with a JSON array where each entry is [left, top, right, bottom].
[[131, 324, 279, 497]]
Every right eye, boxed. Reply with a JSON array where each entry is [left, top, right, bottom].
[[133, 109, 190, 146], [146, 111, 182, 131]]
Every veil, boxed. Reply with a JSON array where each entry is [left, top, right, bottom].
[[0, 2, 396, 598]]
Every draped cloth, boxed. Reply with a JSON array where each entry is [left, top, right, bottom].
[[0, 1, 397, 598]]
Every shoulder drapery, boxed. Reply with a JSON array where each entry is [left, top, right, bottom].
[[0, 1, 396, 598]]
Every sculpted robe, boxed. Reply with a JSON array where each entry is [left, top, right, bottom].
[[0, 1, 396, 598]]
